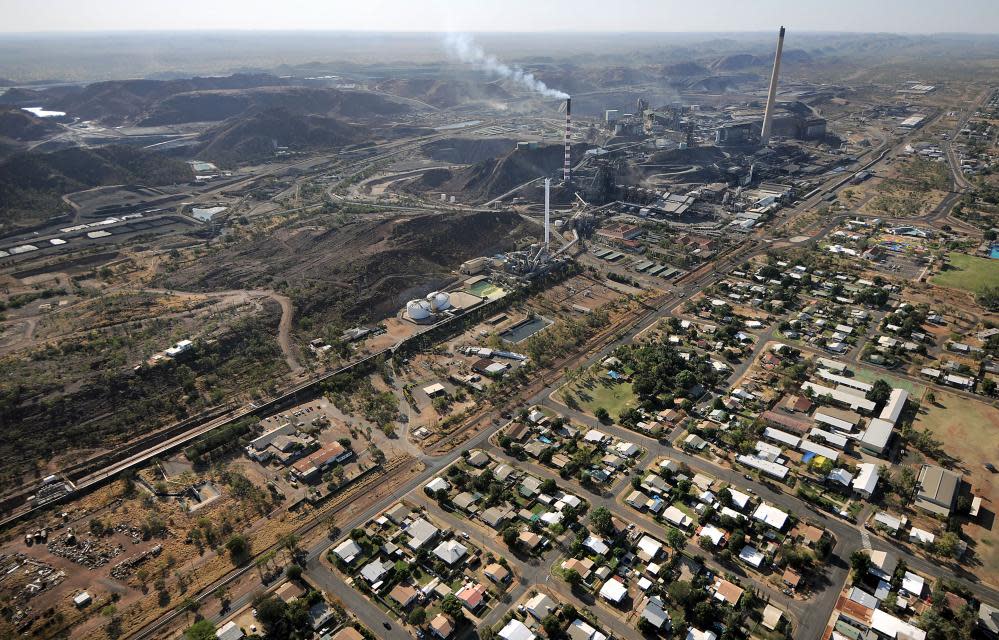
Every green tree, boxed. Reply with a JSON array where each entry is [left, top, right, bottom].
[[866, 379, 892, 405], [667, 527, 687, 552], [407, 606, 427, 626], [594, 407, 611, 423], [563, 568, 582, 588], [441, 594, 464, 619], [542, 614, 562, 638], [184, 620, 216, 640], [590, 506, 613, 536], [226, 534, 250, 564], [850, 550, 871, 584]]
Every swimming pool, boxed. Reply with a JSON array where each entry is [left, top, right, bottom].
[[500, 316, 553, 343], [990, 245, 999, 259]]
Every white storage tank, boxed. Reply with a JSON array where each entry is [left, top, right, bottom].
[[428, 291, 451, 311], [406, 299, 432, 320]]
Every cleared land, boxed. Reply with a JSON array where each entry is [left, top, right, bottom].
[[932, 252, 999, 292], [912, 390, 999, 586]]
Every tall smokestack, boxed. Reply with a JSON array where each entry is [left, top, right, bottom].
[[544, 178, 551, 248], [760, 26, 785, 146], [563, 97, 572, 183]]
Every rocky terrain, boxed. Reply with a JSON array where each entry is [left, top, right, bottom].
[[157, 209, 534, 325]]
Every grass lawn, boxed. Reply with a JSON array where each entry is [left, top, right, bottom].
[[850, 367, 926, 397], [932, 252, 999, 293], [561, 372, 637, 420], [913, 390, 999, 585]]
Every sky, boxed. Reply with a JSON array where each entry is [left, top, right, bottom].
[[2, 0, 998, 34]]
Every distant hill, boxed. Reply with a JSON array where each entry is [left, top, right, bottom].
[[374, 78, 511, 108], [52, 74, 286, 124], [0, 146, 191, 233], [659, 62, 711, 78], [709, 54, 765, 71], [196, 107, 361, 164], [0, 74, 415, 128], [141, 86, 412, 126]]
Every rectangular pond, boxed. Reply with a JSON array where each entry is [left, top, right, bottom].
[[500, 315, 553, 343]]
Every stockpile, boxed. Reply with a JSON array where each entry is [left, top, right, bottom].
[[110, 544, 162, 579]]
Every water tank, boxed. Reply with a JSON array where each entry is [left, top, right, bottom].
[[433, 292, 451, 311], [407, 299, 431, 320]]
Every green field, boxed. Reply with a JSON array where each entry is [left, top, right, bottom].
[[851, 367, 926, 397], [931, 252, 999, 292], [561, 372, 637, 419]]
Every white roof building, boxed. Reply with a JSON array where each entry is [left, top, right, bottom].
[[360, 558, 391, 583], [799, 439, 841, 462], [737, 454, 789, 479], [686, 628, 718, 640], [333, 538, 363, 564], [433, 540, 468, 565], [568, 619, 608, 640], [636, 535, 663, 561], [802, 382, 876, 412], [407, 518, 440, 549], [727, 489, 751, 511], [879, 388, 908, 424], [860, 419, 894, 455], [663, 505, 693, 528], [499, 619, 536, 640], [763, 427, 801, 448], [599, 577, 628, 603], [425, 477, 450, 494], [909, 527, 935, 545], [853, 463, 880, 497], [870, 609, 926, 640], [827, 468, 854, 487], [699, 525, 725, 546], [584, 535, 611, 556], [902, 571, 925, 596], [739, 545, 765, 568], [753, 503, 789, 530], [524, 593, 556, 620]]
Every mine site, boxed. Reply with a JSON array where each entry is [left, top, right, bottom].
[[1, 2, 999, 640]]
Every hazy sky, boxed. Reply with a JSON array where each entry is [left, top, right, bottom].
[[2, 0, 998, 34]]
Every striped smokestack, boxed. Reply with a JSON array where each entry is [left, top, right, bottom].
[[563, 97, 572, 183]]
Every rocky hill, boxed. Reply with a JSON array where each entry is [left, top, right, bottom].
[[0, 107, 60, 143], [0, 146, 191, 233], [409, 143, 590, 203], [195, 107, 361, 165], [157, 209, 533, 324]]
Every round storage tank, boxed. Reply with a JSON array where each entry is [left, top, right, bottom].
[[433, 292, 451, 311], [407, 299, 431, 320]]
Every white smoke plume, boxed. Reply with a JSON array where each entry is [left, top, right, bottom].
[[443, 32, 569, 100]]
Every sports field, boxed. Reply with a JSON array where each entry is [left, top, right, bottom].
[[851, 367, 925, 397], [931, 252, 999, 292], [561, 371, 637, 420]]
